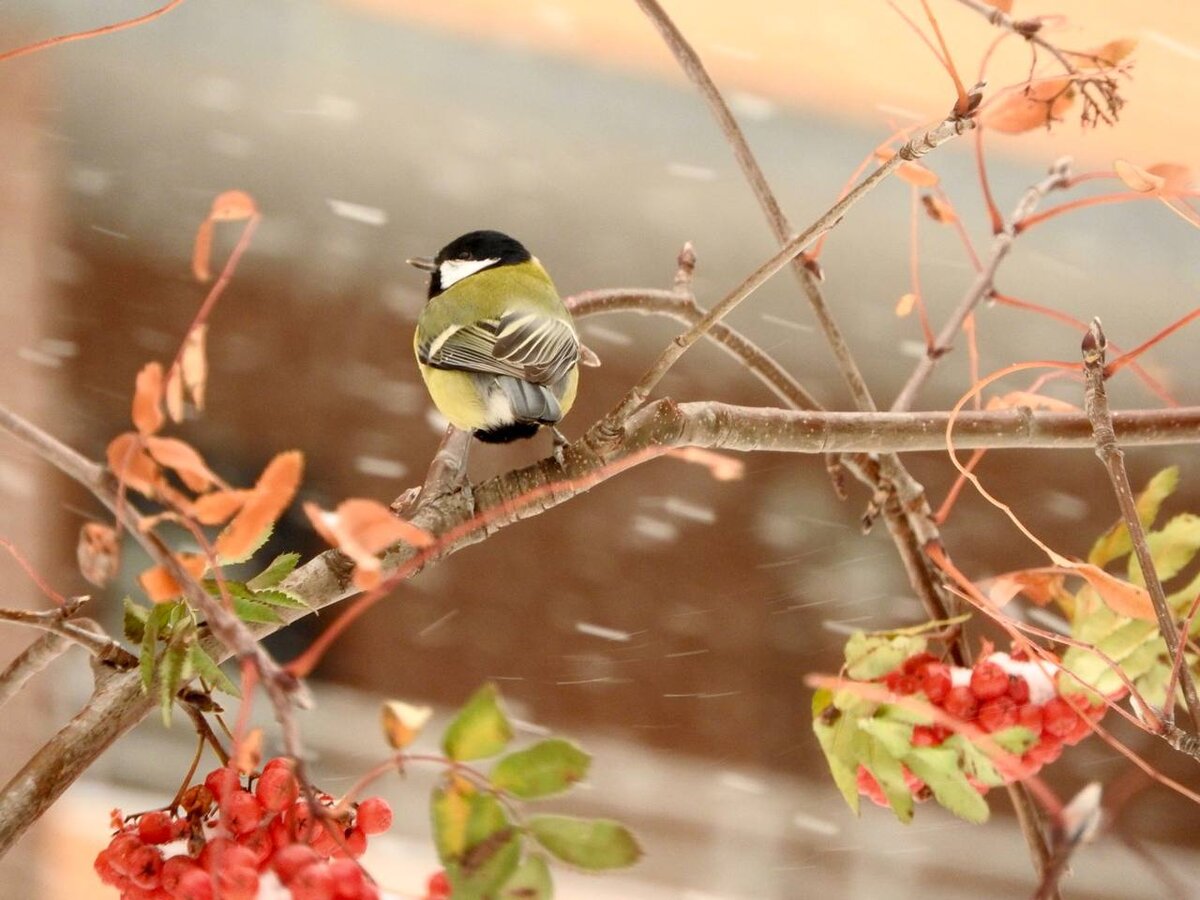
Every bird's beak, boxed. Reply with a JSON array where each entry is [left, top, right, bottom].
[[406, 256, 438, 272]]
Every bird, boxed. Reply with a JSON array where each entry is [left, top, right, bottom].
[[408, 230, 589, 446]]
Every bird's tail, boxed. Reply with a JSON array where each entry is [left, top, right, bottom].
[[497, 376, 562, 424]]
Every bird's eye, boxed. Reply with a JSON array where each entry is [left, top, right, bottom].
[[457, 252, 471, 260]]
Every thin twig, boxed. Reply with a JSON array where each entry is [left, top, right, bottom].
[[0, 633, 69, 710], [0, 606, 135, 666], [1081, 319, 1200, 731], [891, 158, 1072, 412], [0, 0, 188, 64]]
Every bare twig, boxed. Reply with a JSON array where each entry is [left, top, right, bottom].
[[1081, 319, 1200, 731], [0, 633, 68, 710], [0, 606, 134, 667], [0, 0, 189, 64], [891, 158, 1072, 412]]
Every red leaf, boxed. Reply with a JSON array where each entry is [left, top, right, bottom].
[[132, 362, 165, 436], [214, 451, 304, 561], [145, 436, 218, 493], [192, 490, 250, 526], [139, 554, 206, 603]]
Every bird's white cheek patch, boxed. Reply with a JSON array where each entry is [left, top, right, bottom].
[[439, 257, 500, 289]]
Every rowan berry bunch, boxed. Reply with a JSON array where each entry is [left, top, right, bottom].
[[94, 756, 393, 900]]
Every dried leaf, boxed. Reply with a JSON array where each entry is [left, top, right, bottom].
[[985, 391, 1077, 413], [214, 451, 304, 562], [984, 568, 1068, 608], [233, 728, 263, 775], [1074, 564, 1155, 621], [192, 218, 214, 282], [980, 78, 1075, 134], [181, 324, 209, 410], [303, 498, 433, 588], [1114, 159, 1165, 194], [165, 365, 186, 423], [381, 700, 434, 749], [132, 362, 165, 436], [984, 0, 1013, 11], [192, 489, 250, 526], [139, 554, 207, 603], [1146, 163, 1193, 193], [145, 436, 218, 493], [875, 148, 938, 187], [895, 293, 917, 317], [77, 522, 119, 587], [921, 195, 958, 224], [210, 190, 257, 222], [1078, 38, 1137, 68], [665, 447, 744, 481], [107, 432, 161, 497]]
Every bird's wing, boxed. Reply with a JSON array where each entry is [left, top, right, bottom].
[[418, 311, 579, 385]]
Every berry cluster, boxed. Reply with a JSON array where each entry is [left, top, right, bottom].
[[94, 757, 394, 899], [857, 651, 1106, 808]]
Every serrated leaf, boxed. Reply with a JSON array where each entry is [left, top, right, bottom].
[[991, 726, 1037, 755], [231, 595, 283, 624], [942, 734, 1004, 787], [1096, 618, 1160, 662], [432, 784, 472, 863], [844, 633, 926, 680], [249, 588, 309, 609], [218, 524, 274, 565], [857, 718, 913, 759], [904, 746, 990, 824], [498, 853, 553, 899], [443, 683, 513, 761], [527, 816, 642, 870], [139, 601, 178, 691], [246, 552, 300, 590], [455, 829, 522, 900], [859, 739, 912, 823], [1089, 466, 1178, 566], [189, 645, 239, 697], [159, 640, 193, 726], [123, 597, 148, 645], [812, 690, 861, 815], [1130, 514, 1200, 586], [1168, 570, 1200, 625], [1134, 658, 1172, 708], [491, 740, 591, 799]]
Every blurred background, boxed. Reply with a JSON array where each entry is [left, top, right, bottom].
[[2, 1, 1200, 897]]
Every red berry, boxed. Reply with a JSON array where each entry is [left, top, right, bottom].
[[355, 797, 393, 836], [221, 790, 264, 835], [902, 652, 938, 675], [977, 696, 1018, 732], [215, 865, 259, 900], [255, 766, 300, 813], [1016, 704, 1044, 735], [943, 685, 978, 720], [855, 766, 889, 808], [174, 868, 214, 900], [311, 825, 340, 857], [291, 862, 336, 900], [239, 828, 274, 868], [107, 832, 145, 874], [273, 843, 321, 885], [329, 858, 365, 898], [285, 801, 317, 842], [969, 661, 1009, 701], [94, 849, 125, 887], [161, 855, 199, 893], [197, 837, 257, 872], [263, 756, 293, 774], [1007, 675, 1031, 704], [1026, 734, 1063, 765], [135, 810, 175, 845], [1042, 697, 1078, 739], [884, 672, 919, 695], [917, 663, 951, 704], [126, 844, 164, 890], [425, 870, 451, 900], [911, 725, 943, 747], [342, 826, 367, 859], [204, 767, 240, 803]]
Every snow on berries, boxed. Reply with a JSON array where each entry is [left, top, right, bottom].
[[814, 630, 1109, 824], [94, 757, 393, 899]]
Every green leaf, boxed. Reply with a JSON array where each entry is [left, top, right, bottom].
[[869, 613, 972, 638], [158, 639, 193, 726], [843, 632, 926, 681], [217, 524, 273, 565], [991, 726, 1037, 755], [491, 740, 591, 799], [498, 853, 553, 899], [248, 588, 309, 609], [857, 718, 913, 759], [859, 739, 912, 823], [189, 645, 240, 697], [431, 784, 472, 863], [527, 816, 642, 870], [139, 601, 178, 692], [941, 734, 1003, 788], [903, 746, 990, 824], [247, 552, 300, 590], [812, 690, 861, 814], [231, 595, 283, 624], [1130, 513, 1200, 586], [465, 791, 509, 848], [1089, 466, 1178, 566], [443, 683, 513, 761], [456, 828, 521, 899], [123, 597, 148, 645]]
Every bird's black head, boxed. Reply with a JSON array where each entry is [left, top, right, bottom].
[[419, 230, 532, 298]]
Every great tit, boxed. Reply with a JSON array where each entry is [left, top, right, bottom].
[[408, 230, 582, 444]]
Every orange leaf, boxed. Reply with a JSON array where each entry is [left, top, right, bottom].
[[985, 391, 1077, 413], [145, 436, 218, 493], [192, 217, 214, 282], [665, 447, 745, 481], [233, 727, 263, 776], [1078, 37, 1137, 68], [875, 148, 938, 187], [107, 432, 161, 497], [1147, 163, 1193, 193], [214, 451, 304, 561], [304, 498, 433, 588], [984, 0, 1013, 11], [165, 364, 185, 423], [895, 293, 917, 317], [980, 78, 1075, 134], [181, 324, 209, 410], [210, 190, 257, 222], [139, 554, 206, 603], [984, 568, 1067, 608], [1074, 564, 1155, 621], [921, 194, 957, 224], [77, 522, 119, 588], [1114, 159, 1165, 194], [192, 490, 250, 526], [132, 362, 165, 436]]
